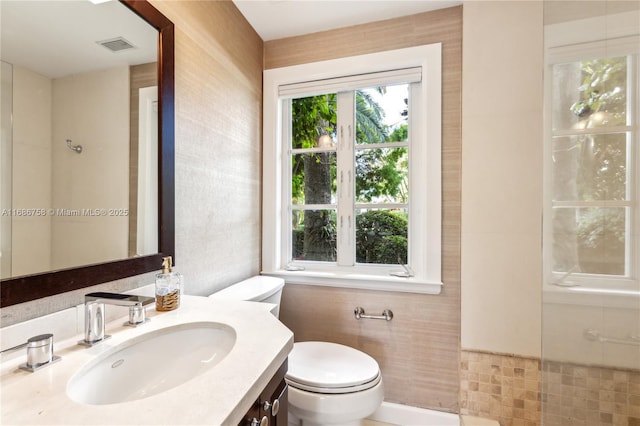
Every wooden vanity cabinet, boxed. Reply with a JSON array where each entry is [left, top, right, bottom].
[[238, 360, 288, 426]]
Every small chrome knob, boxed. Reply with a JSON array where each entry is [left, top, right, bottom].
[[250, 416, 268, 426], [263, 399, 280, 416], [128, 304, 146, 325]]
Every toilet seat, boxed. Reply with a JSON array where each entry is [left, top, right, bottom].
[[286, 374, 381, 394], [286, 341, 381, 394]]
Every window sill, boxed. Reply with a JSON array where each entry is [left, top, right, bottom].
[[261, 269, 443, 294], [543, 282, 640, 309]]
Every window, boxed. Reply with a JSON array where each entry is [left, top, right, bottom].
[[288, 86, 410, 266], [262, 44, 442, 294], [545, 31, 639, 291]]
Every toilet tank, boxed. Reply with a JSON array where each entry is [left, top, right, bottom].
[[209, 276, 285, 317]]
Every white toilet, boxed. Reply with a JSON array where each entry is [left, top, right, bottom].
[[209, 276, 384, 426]]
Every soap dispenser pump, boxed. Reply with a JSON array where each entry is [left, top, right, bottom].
[[155, 256, 182, 311]]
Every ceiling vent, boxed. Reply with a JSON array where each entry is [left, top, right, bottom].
[[97, 37, 136, 52]]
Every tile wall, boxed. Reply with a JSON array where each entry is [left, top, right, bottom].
[[460, 350, 541, 426], [542, 361, 640, 426], [461, 350, 640, 426]]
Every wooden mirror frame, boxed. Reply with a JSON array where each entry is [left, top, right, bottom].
[[0, 0, 175, 308]]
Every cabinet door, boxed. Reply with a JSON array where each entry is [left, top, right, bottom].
[[238, 359, 288, 426], [237, 399, 260, 426], [260, 361, 288, 426], [263, 381, 287, 426]]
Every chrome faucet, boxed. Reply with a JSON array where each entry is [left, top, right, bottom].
[[79, 292, 154, 346]]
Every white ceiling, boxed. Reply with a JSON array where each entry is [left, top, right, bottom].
[[1, 1, 157, 79], [232, 0, 462, 41], [7, 1, 637, 78], [2, 0, 462, 78]]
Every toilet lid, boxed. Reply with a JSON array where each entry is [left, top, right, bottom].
[[209, 276, 284, 301], [286, 342, 380, 392]]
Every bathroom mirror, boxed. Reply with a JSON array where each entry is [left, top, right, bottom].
[[0, 0, 175, 307]]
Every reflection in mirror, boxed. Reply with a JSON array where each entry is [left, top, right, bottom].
[[0, 1, 159, 279], [0, 0, 174, 307], [541, 3, 640, 424]]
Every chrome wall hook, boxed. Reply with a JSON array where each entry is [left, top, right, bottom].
[[66, 139, 82, 154]]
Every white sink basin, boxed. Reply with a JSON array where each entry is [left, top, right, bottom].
[[67, 322, 236, 405]]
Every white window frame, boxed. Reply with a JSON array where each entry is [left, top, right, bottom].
[[262, 44, 442, 294], [543, 11, 640, 300]]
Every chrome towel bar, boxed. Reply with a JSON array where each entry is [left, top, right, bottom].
[[584, 329, 640, 346], [354, 307, 393, 321]]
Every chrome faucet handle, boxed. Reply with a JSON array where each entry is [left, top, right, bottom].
[[126, 304, 149, 327], [18, 334, 61, 373]]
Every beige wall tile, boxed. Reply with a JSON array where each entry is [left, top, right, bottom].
[[51, 66, 129, 270], [11, 66, 52, 277], [461, 350, 541, 425]]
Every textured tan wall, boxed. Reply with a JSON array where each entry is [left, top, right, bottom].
[[266, 7, 463, 412], [149, 0, 264, 296]]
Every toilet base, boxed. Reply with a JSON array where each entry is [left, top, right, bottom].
[[287, 380, 383, 426], [289, 412, 362, 426], [289, 419, 361, 426]]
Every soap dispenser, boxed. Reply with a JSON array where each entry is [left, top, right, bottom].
[[155, 256, 182, 311]]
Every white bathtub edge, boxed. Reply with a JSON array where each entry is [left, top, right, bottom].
[[367, 402, 459, 425], [366, 402, 500, 426], [460, 415, 500, 426]]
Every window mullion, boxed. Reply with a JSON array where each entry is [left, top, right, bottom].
[[281, 100, 293, 266], [552, 126, 633, 137], [629, 54, 640, 278], [336, 91, 355, 267]]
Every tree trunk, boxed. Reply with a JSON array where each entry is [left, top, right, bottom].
[[303, 152, 334, 261]]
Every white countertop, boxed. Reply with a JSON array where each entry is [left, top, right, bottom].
[[0, 295, 293, 425]]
